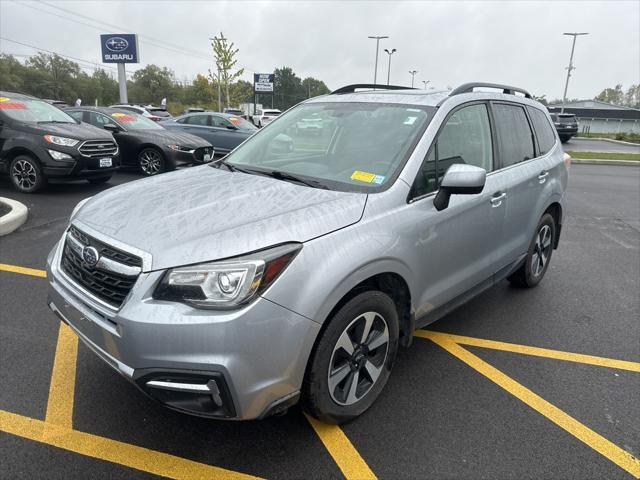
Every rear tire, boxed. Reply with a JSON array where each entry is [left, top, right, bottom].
[[303, 291, 399, 424], [560, 136, 570, 143], [508, 213, 555, 288], [87, 176, 112, 185], [9, 155, 47, 193]]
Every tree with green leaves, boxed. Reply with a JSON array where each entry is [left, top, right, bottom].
[[595, 84, 624, 106], [127, 64, 176, 105], [209, 32, 244, 110], [26, 52, 81, 100]]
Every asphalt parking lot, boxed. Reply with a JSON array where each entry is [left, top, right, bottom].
[[1, 164, 639, 479]]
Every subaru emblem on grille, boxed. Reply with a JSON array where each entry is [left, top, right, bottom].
[[82, 246, 100, 267]]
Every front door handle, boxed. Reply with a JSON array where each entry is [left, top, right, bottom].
[[538, 170, 549, 184], [490, 192, 507, 208]]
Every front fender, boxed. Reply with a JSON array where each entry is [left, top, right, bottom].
[[262, 221, 417, 326]]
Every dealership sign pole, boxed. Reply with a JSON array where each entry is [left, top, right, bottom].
[[100, 34, 140, 104]]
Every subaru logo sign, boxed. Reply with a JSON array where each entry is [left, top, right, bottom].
[[105, 37, 129, 52], [82, 246, 100, 267], [100, 34, 139, 63]]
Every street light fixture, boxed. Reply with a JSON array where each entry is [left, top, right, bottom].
[[409, 70, 418, 88], [422, 80, 430, 90], [561, 32, 589, 113], [368, 36, 389, 85], [384, 48, 397, 85]]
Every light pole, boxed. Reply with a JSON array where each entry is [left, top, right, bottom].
[[422, 80, 430, 90], [409, 70, 418, 88], [368, 36, 388, 85], [384, 48, 396, 85], [561, 32, 588, 113]]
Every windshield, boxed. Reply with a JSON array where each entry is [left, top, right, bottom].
[[228, 115, 257, 131], [0, 96, 76, 123], [109, 111, 164, 130], [225, 102, 433, 192]]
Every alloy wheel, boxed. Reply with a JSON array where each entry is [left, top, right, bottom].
[[531, 224, 552, 277], [327, 311, 389, 406], [11, 159, 37, 190], [139, 150, 162, 175]]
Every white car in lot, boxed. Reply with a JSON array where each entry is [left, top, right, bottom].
[[253, 109, 281, 128]]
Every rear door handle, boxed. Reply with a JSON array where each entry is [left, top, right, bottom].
[[538, 170, 549, 184], [490, 192, 507, 207]]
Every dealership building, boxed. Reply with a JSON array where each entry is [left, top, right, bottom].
[[547, 100, 640, 134]]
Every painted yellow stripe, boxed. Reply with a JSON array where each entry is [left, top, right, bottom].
[[305, 414, 377, 480], [45, 322, 78, 429], [424, 331, 640, 478], [414, 330, 640, 372], [0, 409, 261, 480], [0, 263, 46, 278]]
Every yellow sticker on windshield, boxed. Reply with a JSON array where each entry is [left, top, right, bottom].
[[351, 170, 376, 183]]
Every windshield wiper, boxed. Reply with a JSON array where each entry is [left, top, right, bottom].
[[260, 170, 329, 189]]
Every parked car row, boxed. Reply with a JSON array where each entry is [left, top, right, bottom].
[[0, 92, 215, 192]]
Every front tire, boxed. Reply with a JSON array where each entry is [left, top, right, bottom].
[[138, 148, 165, 176], [303, 291, 399, 424], [9, 155, 47, 193], [508, 213, 556, 288]]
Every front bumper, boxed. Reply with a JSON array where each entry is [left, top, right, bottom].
[[46, 236, 319, 420], [165, 146, 214, 166]]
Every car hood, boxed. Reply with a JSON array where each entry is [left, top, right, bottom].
[[74, 166, 366, 271], [19, 122, 114, 141], [130, 129, 212, 148]]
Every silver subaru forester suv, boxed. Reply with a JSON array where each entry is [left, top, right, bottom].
[[47, 83, 569, 424]]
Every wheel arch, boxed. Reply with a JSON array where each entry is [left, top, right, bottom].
[[543, 201, 563, 248]]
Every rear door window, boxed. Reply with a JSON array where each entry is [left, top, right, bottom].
[[493, 103, 535, 168], [527, 107, 557, 155]]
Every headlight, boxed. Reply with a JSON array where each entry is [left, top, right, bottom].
[[48, 149, 73, 161], [167, 144, 194, 152], [44, 135, 79, 147], [70, 197, 92, 220], [154, 243, 301, 309]]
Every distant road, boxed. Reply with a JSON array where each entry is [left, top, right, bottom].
[[563, 137, 640, 154]]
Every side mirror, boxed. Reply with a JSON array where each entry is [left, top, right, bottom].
[[433, 163, 486, 211], [103, 123, 120, 133], [226, 125, 238, 130]]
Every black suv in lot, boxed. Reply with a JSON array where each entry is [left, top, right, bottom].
[[0, 92, 119, 193], [550, 113, 578, 143]]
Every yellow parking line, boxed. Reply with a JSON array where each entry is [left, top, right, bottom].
[[44, 322, 78, 430], [425, 331, 640, 478], [414, 330, 640, 372], [305, 414, 377, 480], [0, 409, 261, 480], [0, 263, 46, 278]]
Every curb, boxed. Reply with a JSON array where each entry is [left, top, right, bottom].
[[570, 159, 640, 167], [0, 197, 28, 236], [575, 137, 640, 147]]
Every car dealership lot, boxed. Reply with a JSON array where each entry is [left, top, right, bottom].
[[1, 165, 639, 479]]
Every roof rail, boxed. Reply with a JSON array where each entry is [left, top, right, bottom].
[[331, 84, 415, 94], [450, 82, 532, 99]]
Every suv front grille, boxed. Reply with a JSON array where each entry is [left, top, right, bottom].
[[79, 140, 118, 158], [61, 227, 141, 308]]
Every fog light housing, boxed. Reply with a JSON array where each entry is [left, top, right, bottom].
[[48, 149, 73, 161], [135, 370, 236, 418]]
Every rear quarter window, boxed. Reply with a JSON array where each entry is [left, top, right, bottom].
[[527, 107, 557, 155]]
